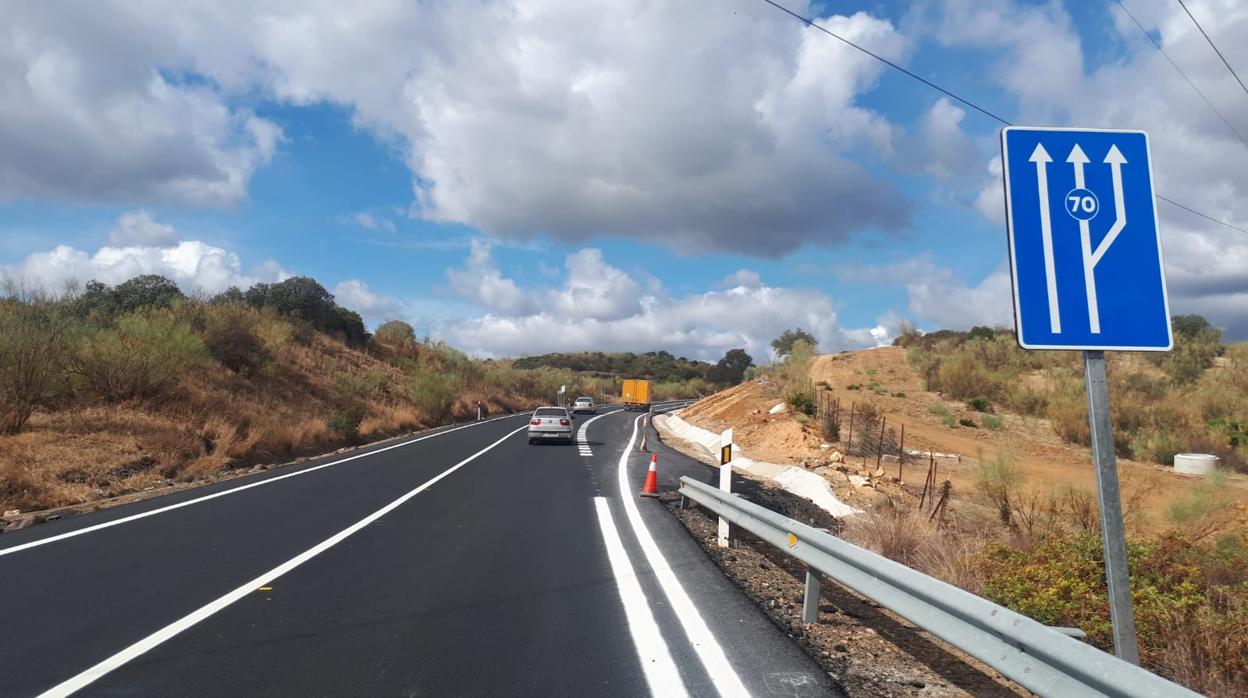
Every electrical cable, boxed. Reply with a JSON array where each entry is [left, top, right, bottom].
[[757, 0, 1248, 236]]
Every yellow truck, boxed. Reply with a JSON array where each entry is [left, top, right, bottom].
[[621, 379, 652, 412]]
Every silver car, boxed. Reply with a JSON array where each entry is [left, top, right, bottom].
[[572, 396, 596, 414], [528, 406, 573, 444]]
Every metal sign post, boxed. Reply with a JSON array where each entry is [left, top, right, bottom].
[[718, 428, 733, 548], [1084, 351, 1140, 664], [1001, 126, 1173, 663]]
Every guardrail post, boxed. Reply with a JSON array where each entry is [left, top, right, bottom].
[[802, 568, 820, 623]]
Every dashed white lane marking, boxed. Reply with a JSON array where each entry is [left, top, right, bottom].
[[0, 413, 526, 559], [593, 497, 688, 698], [36, 426, 528, 698], [617, 415, 750, 698]]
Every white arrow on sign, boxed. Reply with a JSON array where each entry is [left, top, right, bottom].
[[1029, 143, 1061, 334], [1092, 145, 1128, 267], [1067, 144, 1101, 334]]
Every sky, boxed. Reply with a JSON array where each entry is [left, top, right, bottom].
[[1, 0, 1246, 362]]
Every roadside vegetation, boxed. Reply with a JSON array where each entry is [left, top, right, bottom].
[[844, 448, 1248, 696], [0, 274, 711, 514], [899, 316, 1248, 472]]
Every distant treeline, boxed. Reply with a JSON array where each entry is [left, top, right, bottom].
[[512, 351, 713, 382]]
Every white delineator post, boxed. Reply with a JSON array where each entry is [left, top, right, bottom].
[[718, 428, 733, 548]]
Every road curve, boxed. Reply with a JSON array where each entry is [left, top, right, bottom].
[[0, 406, 838, 697]]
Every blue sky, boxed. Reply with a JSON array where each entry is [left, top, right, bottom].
[[2, 0, 1246, 361]]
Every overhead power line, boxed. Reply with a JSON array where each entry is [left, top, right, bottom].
[[757, 0, 1248, 237], [1175, 0, 1248, 101], [1113, 0, 1248, 150]]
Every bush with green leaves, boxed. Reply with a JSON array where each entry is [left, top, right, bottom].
[[409, 370, 460, 423], [69, 311, 208, 401], [328, 404, 366, 439], [966, 397, 993, 413], [785, 390, 816, 416], [0, 300, 68, 433]]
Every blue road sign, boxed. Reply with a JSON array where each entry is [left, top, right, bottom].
[[1001, 127, 1173, 351]]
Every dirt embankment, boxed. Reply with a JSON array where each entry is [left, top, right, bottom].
[[678, 346, 1248, 528], [0, 331, 538, 526]]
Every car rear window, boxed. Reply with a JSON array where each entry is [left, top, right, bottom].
[[534, 408, 566, 417], [575, 397, 591, 403]]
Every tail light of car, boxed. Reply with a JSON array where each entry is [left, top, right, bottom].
[[531, 419, 542, 425], [560, 419, 570, 426]]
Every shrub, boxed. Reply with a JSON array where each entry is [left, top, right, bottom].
[[1130, 428, 1183, 465], [982, 414, 1003, 430], [977, 449, 1021, 528], [966, 397, 993, 413], [200, 307, 270, 374], [409, 370, 460, 423], [940, 414, 957, 427], [328, 404, 366, 439], [846, 383, 861, 391], [786, 390, 816, 416], [928, 404, 950, 417], [892, 391, 906, 398], [69, 311, 208, 401], [0, 301, 68, 433], [958, 417, 977, 428]]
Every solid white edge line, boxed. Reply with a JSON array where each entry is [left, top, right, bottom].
[[617, 415, 751, 698], [593, 498, 689, 698], [0, 413, 525, 558], [37, 425, 527, 698]]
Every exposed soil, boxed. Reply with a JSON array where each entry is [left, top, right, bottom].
[[679, 347, 1248, 530]]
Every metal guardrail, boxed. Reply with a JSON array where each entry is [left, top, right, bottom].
[[677, 477, 1200, 698]]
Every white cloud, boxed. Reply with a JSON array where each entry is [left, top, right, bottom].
[[442, 244, 876, 360], [445, 239, 537, 316], [3, 211, 288, 295], [341, 212, 396, 233], [108, 210, 177, 246], [1, 2, 919, 254], [720, 269, 763, 289], [0, 4, 280, 206], [332, 279, 403, 324], [841, 256, 1014, 330]]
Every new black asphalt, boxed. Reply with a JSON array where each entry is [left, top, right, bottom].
[[0, 406, 838, 697]]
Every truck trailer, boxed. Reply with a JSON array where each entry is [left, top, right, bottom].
[[620, 379, 652, 412]]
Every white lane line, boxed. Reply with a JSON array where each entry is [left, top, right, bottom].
[[0, 414, 525, 559], [593, 498, 688, 698], [617, 416, 750, 698], [37, 425, 527, 698]]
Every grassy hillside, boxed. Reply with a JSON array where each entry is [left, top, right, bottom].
[[0, 276, 700, 515], [897, 319, 1247, 472]]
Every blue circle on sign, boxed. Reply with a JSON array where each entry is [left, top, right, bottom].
[[1064, 188, 1099, 220]]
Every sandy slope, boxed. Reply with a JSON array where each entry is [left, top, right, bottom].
[[678, 347, 1248, 528]]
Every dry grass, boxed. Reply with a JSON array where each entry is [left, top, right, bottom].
[[0, 302, 557, 514]]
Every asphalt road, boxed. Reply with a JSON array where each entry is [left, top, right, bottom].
[[0, 404, 838, 697]]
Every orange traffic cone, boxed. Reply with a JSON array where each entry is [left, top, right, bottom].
[[640, 454, 660, 496], [639, 429, 649, 452]]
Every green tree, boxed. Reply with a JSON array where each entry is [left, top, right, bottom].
[[706, 348, 753, 386], [374, 320, 417, 350], [771, 328, 817, 358], [1172, 314, 1214, 339], [111, 275, 184, 314]]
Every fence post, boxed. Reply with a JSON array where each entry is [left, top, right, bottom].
[[898, 424, 905, 482], [846, 402, 856, 452], [875, 417, 887, 471]]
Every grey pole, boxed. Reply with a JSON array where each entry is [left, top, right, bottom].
[[1083, 350, 1140, 664]]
